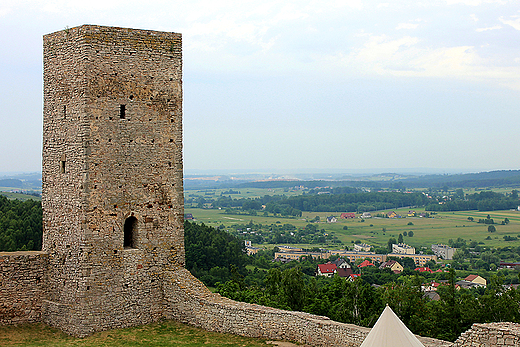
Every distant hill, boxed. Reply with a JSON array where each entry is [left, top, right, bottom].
[[0, 172, 41, 190], [0, 179, 24, 188], [184, 170, 520, 189]]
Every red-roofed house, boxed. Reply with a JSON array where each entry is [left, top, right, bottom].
[[341, 212, 356, 219], [465, 274, 487, 286], [347, 273, 362, 281], [379, 260, 403, 274], [316, 263, 337, 277], [358, 260, 375, 268], [415, 267, 433, 273]]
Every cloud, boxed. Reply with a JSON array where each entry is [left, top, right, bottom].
[[499, 15, 520, 30], [470, 14, 478, 21], [396, 23, 419, 30], [476, 25, 502, 31]]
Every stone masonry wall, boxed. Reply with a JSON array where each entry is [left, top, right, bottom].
[[0, 251, 47, 325], [452, 322, 520, 346], [163, 268, 452, 347]]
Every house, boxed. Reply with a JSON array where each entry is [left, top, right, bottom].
[[245, 246, 261, 256], [422, 281, 441, 292], [465, 274, 487, 286], [387, 211, 398, 218], [337, 267, 354, 278], [347, 273, 362, 282], [358, 260, 375, 268], [184, 213, 194, 220], [361, 212, 372, 219], [340, 212, 356, 219], [332, 258, 351, 269], [499, 261, 520, 269], [423, 291, 441, 301], [327, 216, 337, 223], [415, 267, 433, 273], [456, 280, 482, 289], [379, 260, 403, 273], [316, 263, 337, 277]]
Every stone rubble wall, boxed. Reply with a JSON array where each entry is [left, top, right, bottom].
[[452, 322, 520, 347], [163, 268, 452, 347], [0, 251, 48, 325]]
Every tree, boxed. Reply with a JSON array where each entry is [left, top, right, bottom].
[[387, 238, 397, 252], [488, 225, 496, 233], [398, 233, 404, 243], [455, 188, 464, 199], [408, 231, 414, 237]]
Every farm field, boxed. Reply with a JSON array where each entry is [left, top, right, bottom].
[[185, 206, 520, 251], [0, 190, 41, 201]]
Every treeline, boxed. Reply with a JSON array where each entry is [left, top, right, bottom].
[[426, 190, 518, 212], [216, 266, 520, 342], [403, 170, 520, 189], [0, 195, 42, 251], [212, 191, 428, 216]]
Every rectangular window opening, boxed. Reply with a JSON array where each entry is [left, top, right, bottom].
[[60, 160, 66, 173], [120, 105, 126, 119], [63, 105, 66, 119]]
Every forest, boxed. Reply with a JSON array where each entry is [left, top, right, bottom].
[[0, 195, 42, 251]]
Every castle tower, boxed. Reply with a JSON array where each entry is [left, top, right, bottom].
[[42, 25, 184, 337]]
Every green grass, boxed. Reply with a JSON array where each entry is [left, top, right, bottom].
[[0, 321, 281, 346], [186, 207, 520, 251]]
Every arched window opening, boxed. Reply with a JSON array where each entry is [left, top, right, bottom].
[[123, 216, 137, 248]]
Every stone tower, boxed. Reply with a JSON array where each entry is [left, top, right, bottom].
[[41, 25, 184, 337]]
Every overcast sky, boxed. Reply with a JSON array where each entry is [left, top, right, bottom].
[[1, 0, 519, 175]]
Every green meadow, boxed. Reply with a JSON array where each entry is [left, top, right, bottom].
[[185, 206, 520, 251]]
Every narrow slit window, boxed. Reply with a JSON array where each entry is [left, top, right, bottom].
[[63, 105, 66, 119], [120, 104, 126, 119], [60, 160, 66, 173], [123, 216, 137, 248]]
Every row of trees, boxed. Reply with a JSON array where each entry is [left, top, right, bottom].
[[426, 190, 519, 212]]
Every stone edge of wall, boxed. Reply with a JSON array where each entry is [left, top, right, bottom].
[[452, 322, 520, 347], [0, 251, 48, 325], [11, 252, 520, 347]]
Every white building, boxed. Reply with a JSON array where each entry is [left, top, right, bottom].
[[354, 243, 372, 252], [392, 243, 415, 255], [431, 244, 455, 260]]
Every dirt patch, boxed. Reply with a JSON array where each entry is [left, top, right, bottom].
[[351, 235, 375, 239]]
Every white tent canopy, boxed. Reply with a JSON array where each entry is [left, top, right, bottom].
[[360, 305, 425, 347]]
